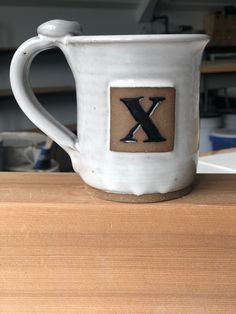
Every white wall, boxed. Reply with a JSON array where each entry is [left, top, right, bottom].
[[0, 5, 141, 47]]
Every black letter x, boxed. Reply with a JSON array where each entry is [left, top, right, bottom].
[[120, 96, 166, 143]]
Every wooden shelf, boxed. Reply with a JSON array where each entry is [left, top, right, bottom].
[[0, 47, 16, 53], [201, 60, 236, 74], [0, 86, 75, 98], [25, 123, 77, 133], [0, 173, 235, 313], [0, 47, 60, 55]]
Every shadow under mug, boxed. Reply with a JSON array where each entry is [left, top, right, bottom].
[[10, 20, 209, 202]]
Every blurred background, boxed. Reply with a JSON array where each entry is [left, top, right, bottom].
[[0, 0, 235, 173]]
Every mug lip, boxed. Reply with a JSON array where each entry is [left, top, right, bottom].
[[69, 33, 209, 44]]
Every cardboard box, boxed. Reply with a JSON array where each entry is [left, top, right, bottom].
[[204, 13, 236, 46]]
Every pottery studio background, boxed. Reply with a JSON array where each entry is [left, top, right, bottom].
[[0, 0, 235, 172]]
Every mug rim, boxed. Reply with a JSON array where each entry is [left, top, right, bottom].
[[69, 33, 209, 44]]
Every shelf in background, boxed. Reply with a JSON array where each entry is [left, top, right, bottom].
[[201, 60, 236, 74], [0, 86, 75, 98], [25, 123, 77, 133], [0, 47, 60, 54], [0, 47, 16, 53]]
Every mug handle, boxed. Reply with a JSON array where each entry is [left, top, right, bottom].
[[10, 20, 81, 155]]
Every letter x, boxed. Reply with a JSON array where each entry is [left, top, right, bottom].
[[120, 96, 166, 143]]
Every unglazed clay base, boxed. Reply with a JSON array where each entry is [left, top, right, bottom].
[[86, 184, 193, 203]]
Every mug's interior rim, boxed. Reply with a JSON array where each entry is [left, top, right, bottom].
[[69, 33, 209, 44]]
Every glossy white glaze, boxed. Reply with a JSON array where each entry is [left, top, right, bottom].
[[38, 19, 81, 37], [10, 20, 209, 195]]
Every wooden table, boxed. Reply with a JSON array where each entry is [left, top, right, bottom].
[[0, 173, 235, 313]]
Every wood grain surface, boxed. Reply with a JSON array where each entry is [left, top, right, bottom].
[[200, 60, 236, 74], [0, 173, 235, 313]]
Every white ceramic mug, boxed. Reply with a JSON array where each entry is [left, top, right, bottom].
[[10, 20, 209, 202]]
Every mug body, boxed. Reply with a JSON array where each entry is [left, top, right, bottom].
[[10, 22, 208, 202], [65, 35, 207, 198]]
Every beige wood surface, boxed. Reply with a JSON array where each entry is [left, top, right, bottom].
[[0, 173, 235, 313], [200, 60, 236, 74]]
